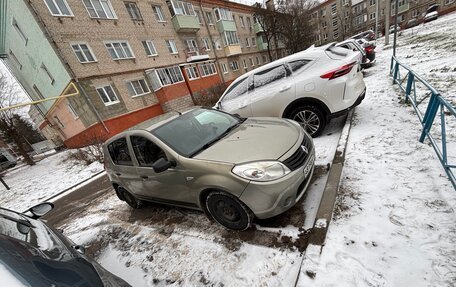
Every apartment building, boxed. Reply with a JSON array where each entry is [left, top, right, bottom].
[[310, 0, 456, 45], [0, 0, 283, 148]]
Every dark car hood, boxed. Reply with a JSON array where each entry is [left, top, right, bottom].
[[194, 118, 301, 164]]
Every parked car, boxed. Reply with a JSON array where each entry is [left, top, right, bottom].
[[424, 11, 438, 22], [354, 38, 376, 62], [216, 43, 366, 137], [351, 30, 376, 41], [405, 18, 419, 29], [336, 39, 373, 68], [0, 203, 130, 286], [103, 108, 316, 230]]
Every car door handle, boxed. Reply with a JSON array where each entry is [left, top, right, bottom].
[[279, 85, 291, 92], [115, 172, 121, 176], [238, 105, 248, 109], [140, 175, 148, 180]]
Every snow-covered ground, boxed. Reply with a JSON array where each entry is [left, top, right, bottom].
[[299, 12, 456, 287], [0, 150, 103, 211]]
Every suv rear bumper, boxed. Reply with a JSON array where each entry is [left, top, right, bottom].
[[328, 88, 366, 120]]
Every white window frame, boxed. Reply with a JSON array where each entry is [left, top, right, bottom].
[[185, 65, 200, 80], [82, 0, 117, 19], [96, 85, 119, 106], [104, 41, 135, 60], [249, 57, 254, 67], [221, 63, 228, 74], [71, 43, 97, 63], [142, 40, 158, 56], [230, 61, 239, 71], [154, 66, 184, 88], [152, 5, 166, 22], [43, 0, 74, 17], [239, 15, 245, 28], [252, 37, 257, 46], [67, 102, 79, 119], [246, 17, 252, 29], [255, 56, 260, 65], [202, 38, 211, 51], [12, 18, 28, 45], [222, 31, 240, 46], [369, 12, 376, 20], [168, 0, 195, 16], [125, 2, 142, 20], [245, 38, 250, 47], [214, 8, 233, 22], [41, 63, 55, 85], [195, 10, 203, 24], [242, 59, 247, 69], [126, 78, 150, 97], [200, 62, 217, 77], [206, 11, 214, 25], [331, 3, 337, 15], [165, 40, 178, 54]]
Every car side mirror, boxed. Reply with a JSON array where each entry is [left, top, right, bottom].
[[152, 158, 176, 173], [25, 202, 54, 219], [216, 102, 222, 110]]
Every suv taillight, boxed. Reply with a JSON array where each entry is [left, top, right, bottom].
[[320, 62, 356, 80], [365, 46, 374, 53]]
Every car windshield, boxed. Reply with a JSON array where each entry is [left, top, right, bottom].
[[152, 109, 242, 157]]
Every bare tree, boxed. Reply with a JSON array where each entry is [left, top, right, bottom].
[[253, 3, 280, 62], [0, 72, 35, 166]]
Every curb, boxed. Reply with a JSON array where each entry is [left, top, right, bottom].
[[294, 109, 355, 286]]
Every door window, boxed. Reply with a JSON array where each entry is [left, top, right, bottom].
[[253, 65, 287, 89], [131, 136, 167, 167], [107, 138, 133, 166], [222, 76, 249, 101]]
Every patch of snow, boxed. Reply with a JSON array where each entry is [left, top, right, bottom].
[[315, 218, 327, 229], [0, 262, 27, 287]]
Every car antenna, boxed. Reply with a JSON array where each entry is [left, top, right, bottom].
[[171, 109, 182, 116]]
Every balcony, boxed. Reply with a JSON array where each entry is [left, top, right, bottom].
[[172, 15, 200, 33], [185, 48, 209, 62], [216, 20, 236, 33], [257, 36, 268, 51], [254, 22, 263, 34], [224, 44, 242, 57]]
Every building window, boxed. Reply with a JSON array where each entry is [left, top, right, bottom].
[[321, 9, 326, 16], [142, 40, 158, 56], [152, 5, 165, 22], [125, 2, 142, 20], [214, 8, 232, 22], [323, 33, 328, 40], [185, 65, 200, 80], [105, 41, 134, 60], [96, 85, 119, 105], [399, 14, 406, 22], [54, 116, 65, 128], [446, 0, 455, 5], [370, 0, 376, 5], [369, 12, 376, 20], [185, 39, 198, 53], [206, 11, 214, 25], [165, 40, 178, 54], [255, 56, 260, 65], [167, 0, 195, 16], [71, 43, 96, 63], [332, 18, 338, 28], [43, 0, 73, 16], [230, 61, 239, 71], [202, 38, 211, 50], [245, 38, 250, 47], [33, 85, 45, 100], [262, 55, 267, 63], [83, 0, 116, 19], [239, 16, 245, 28], [412, 9, 420, 17], [41, 64, 55, 85], [331, 3, 337, 15], [246, 17, 252, 29], [221, 63, 228, 74], [8, 50, 22, 70], [333, 32, 339, 39], [222, 31, 240, 46], [252, 37, 257, 46], [126, 79, 150, 97], [322, 21, 327, 28], [249, 58, 254, 67], [67, 102, 79, 119], [242, 59, 247, 70], [200, 62, 217, 77], [195, 10, 203, 24], [154, 66, 184, 88], [12, 18, 28, 45]]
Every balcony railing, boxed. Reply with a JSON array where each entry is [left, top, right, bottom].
[[185, 47, 209, 62]]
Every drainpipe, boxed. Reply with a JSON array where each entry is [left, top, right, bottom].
[[199, 0, 226, 85]]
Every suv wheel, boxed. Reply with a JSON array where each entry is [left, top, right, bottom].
[[120, 188, 143, 209], [206, 192, 253, 231], [290, 105, 326, 137]]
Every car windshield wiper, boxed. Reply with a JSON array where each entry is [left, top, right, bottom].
[[189, 120, 244, 158]]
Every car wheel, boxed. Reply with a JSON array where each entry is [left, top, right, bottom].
[[290, 105, 326, 137], [120, 188, 142, 209], [206, 192, 254, 231]]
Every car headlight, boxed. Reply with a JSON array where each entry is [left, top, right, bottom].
[[232, 161, 291, 182]]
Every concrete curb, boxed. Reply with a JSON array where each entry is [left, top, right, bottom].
[[294, 109, 355, 286]]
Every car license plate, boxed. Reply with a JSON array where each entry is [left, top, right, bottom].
[[304, 154, 314, 176]]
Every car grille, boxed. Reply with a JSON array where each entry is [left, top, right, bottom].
[[282, 135, 313, 171]]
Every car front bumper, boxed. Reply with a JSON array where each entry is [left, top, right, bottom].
[[239, 150, 315, 219]]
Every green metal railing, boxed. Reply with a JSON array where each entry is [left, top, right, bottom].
[[390, 56, 456, 190]]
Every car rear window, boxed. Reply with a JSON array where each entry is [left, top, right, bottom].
[[326, 46, 349, 60], [288, 60, 311, 73], [107, 138, 133, 166]]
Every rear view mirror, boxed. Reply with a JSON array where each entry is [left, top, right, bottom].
[[26, 202, 54, 219], [152, 158, 175, 173]]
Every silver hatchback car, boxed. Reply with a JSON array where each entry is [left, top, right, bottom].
[[103, 108, 315, 230]]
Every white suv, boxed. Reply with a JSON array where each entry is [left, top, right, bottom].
[[216, 43, 366, 137]]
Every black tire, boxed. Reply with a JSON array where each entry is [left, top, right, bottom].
[[120, 188, 142, 209], [289, 105, 326, 137], [206, 191, 254, 231], [115, 186, 125, 201]]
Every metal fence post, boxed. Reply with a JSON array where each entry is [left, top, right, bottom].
[[405, 73, 415, 104], [420, 93, 439, 143], [393, 61, 399, 83]]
